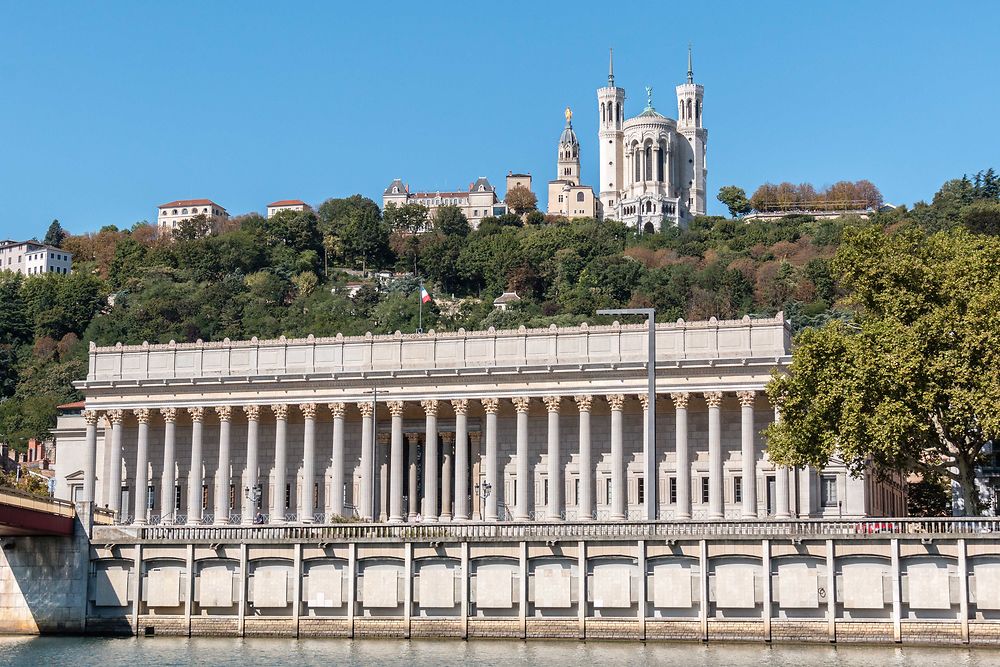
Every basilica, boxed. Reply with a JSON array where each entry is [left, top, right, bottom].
[[548, 49, 708, 231]]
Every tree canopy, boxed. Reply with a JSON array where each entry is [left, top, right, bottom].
[[765, 225, 1000, 514]]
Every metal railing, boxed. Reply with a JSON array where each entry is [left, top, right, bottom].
[[96, 517, 1000, 545]]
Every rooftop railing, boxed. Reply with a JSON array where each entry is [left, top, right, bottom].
[[92, 517, 1000, 545]]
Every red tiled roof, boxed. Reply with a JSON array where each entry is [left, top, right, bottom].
[[158, 199, 223, 209], [268, 200, 308, 207], [57, 401, 85, 410]]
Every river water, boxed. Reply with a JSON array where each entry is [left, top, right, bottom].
[[0, 637, 996, 667]]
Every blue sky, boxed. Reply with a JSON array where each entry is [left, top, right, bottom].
[[2, 1, 999, 239]]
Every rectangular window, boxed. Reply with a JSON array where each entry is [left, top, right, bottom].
[[285, 483, 291, 509], [821, 475, 838, 507], [174, 485, 182, 511], [229, 484, 236, 510], [313, 482, 319, 510], [734, 477, 743, 504], [202, 484, 209, 510], [606, 478, 612, 505], [669, 477, 677, 504], [701, 478, 710, 504], [574, 478, 580, 506], [637, 477, 645, 505], [147, 485, 156, 510], [543, 478, 549, 505]]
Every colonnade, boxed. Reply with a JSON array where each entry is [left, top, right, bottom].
[[80, 390, 796, 526]]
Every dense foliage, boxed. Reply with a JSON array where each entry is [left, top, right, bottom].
[[1, 171, 998, 471]]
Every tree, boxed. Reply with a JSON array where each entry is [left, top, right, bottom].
[[764, 226, 1000, 515], [341, 207, 392, 274], [504, 185, 538, 216], [43, 220, 66, 247], [173, 214, 214, 241], [433, 205, 470, 237], [716, 186, 751, 218], [906, 473, 952, 517]]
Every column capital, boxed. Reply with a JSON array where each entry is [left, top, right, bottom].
[[271, 403, 289, 420], [542, 395, 562, 413], [481, 397, 500, 414], [377, 432, 391, 445], [636, 393, 649, 411], [704, 391, 724, 409], [215, 406, 232, 422], [161, 407, 178, 423], [421, 399, 439, 417], [242, 404, 260, 421], [511, 396, 531, 413], [737, 390, 756, 408], [387, 400, 405, 417], [83, 409, 99, 426], [357, 401, 374, 418], [106, 409, 124, 426], [135, 408, 151, 424], [450, 399, 469, 416], [670, 392, 690, 410], [188, 406, 204, 423], [469, 431, 481, 445], [405, 432, 421, 445], [606, 394, 626, 411], [300, 403, 317, 420], [328, 402, 346, 419], [574, 395, 593, 412], [441, 432, 455, 446]]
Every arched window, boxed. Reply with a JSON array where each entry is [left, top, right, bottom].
[[601, 102, 606, 122], [181, 208, 188, 214], [172, 209, 178, 215], [645, 145, 652, 181], [576, 192, 585, 202], [696, 100, 701, 122], [616, 103, 620, 123], [392, 187, 398, 193], [687, 99, 692, 120]]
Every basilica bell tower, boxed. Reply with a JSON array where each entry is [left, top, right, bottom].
[[597, 48, 625, 217]]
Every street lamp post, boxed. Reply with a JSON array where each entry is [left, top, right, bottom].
[[597, 307, 656, 521], [475, 481, 492, 521]]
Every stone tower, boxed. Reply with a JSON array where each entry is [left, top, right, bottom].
[[556, 106, 580, 185], [675, 45, 707, 216], [597, 48, 625, 217]]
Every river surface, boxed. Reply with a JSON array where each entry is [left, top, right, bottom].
[[0, 636, 997, 666]]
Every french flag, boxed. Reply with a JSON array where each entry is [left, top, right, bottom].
[[420, 285, 432, 304]]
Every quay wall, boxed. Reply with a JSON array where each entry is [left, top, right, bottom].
[[4, 517, 1000, 646]]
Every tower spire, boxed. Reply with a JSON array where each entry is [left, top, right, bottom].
[[608, 48, 615, 87], [687, 43, 693, 84]]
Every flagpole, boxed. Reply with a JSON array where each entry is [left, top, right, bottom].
[[418, 282, 423, 334]]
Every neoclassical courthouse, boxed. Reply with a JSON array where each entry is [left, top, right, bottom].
[[53, 315, 905, 526]]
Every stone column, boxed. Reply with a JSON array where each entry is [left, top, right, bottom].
[[242, 405, 260, 525], [328, 402, 346, 518], [608, 395, 626, 521], [82, 410, 99, 504], [452, 399, 470, 521], [704, 391, 724, 520], [160, 408, 177, 522], [299, 403, 317, 523], [134, 408, 151, 524], [737, 391, 757, 519], [574, 396, 593, 521], [406, 432, 420, 521], [213, 406, 232, 525], [440, 432, 454, 521], [270, 404, 288, 524], [421, 400, 439, 522], [106, 409, 124, 517], [512, 397, 531, 521], [670, 393, 691, 520], [543, 396, 562, 521], [387, 400, 405, 523], [637, 393, 650, 514], [481, 398, 500, 522], [358, 401, 375, 521], [773, 406, 791, 519], [186, 407, 204, 525]]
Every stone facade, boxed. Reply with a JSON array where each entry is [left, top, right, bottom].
[[53, 314, 905, 526]]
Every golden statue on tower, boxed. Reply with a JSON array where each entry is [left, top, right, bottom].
[[565, 106, 572, 124]]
